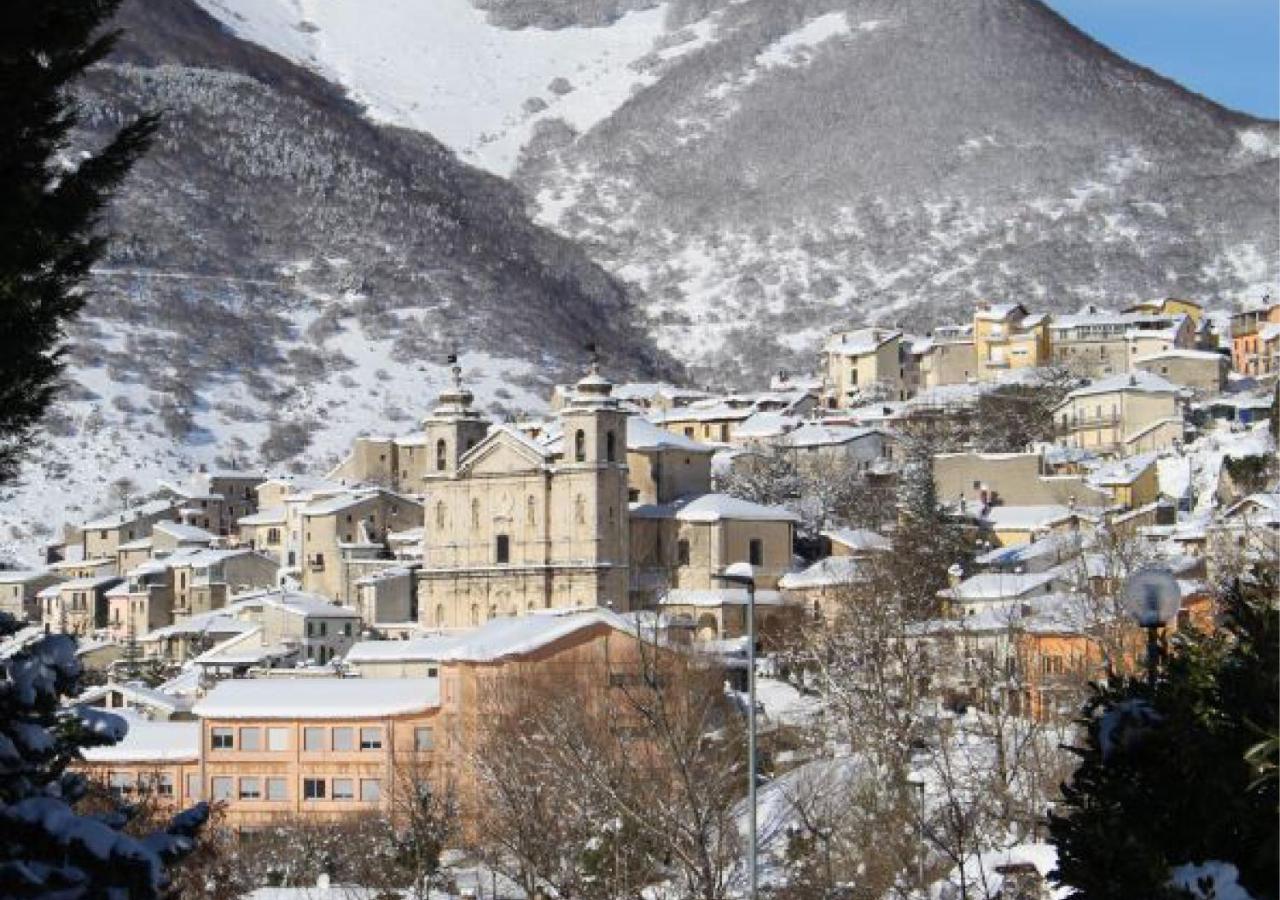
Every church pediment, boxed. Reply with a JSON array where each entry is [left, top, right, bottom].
[[459, 428, 550, 477]]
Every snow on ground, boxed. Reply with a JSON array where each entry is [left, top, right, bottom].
[[0, 303, 546, 567], [193, 0, 718, 174]]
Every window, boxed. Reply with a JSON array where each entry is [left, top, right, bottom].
[[606, 430, 617, 462], [435, 438, 447, 471], [495, 534, 510, 564], [303, 727, 325, 752], [748, 538, 764, 567], [415, 726, 435, 751], [239, 777, 261, 800], [239, 727, 262, 751], [212, 777, 233, 801], [360, 779, 382, 803], [267, 527, 280, 544], [303, 778, 326, 801], [332, 727, 355, 751], [677, 539, 690, 566], [267, 727, 288, 751], [267, 777, 287, 801], [211, 728, 234, 750], [155, 773, 174, 797], [574, 429, 586, 462], [108, 773, 135, 796], [186, 773, 201, 800], [360, 727, 383, 750], [332, 778, 355, 801], [344, 622, 352, 636]]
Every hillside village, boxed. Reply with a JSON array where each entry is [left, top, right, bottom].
[[2, 294, 1277, 897]]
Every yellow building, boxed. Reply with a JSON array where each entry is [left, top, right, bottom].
[[972, 303, 1051, 379]]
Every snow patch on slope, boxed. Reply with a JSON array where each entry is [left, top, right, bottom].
[[193, 0, 703, 174]]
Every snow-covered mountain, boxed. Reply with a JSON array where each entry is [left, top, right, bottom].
[[193, 0, 1279, 385]]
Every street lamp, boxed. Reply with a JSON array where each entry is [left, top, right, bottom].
[[1123, 565, 1181, 686], [713, 560, 758, 900]]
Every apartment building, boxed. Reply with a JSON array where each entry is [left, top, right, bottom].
[[915, 325, 977, 389], [75, 499, 182, 563], [625, 416, 715, 505], [1132, 348, 1229, 396], [1053, 372, 1185, 456], [972, 303, 1051, 379], [191, 678, 440, 829]]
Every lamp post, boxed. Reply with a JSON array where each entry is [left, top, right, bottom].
[[905, 770, 926, 892], [713, 561, 758, 900], [1122, 566, 1181, 686]]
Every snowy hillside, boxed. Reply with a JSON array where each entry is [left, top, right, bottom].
[[190, 0, 1280, 386], [193, 0, 715, 175]]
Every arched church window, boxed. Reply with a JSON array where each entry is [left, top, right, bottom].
[[606, 430, 617, 462], [574, 429, 586, 462], [435, 439, 447, 471]]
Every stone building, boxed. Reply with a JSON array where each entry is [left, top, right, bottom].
[[820, 327, 915, 408], [416, 362, 631, 627]]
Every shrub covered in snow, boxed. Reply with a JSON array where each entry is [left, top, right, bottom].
[[0, 613, 208, 897]]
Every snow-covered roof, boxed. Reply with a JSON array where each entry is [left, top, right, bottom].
[[152, 522, 216, 543], [303, 490, 378, 516], [142, 610, 254, 641], [432, 608, 635, 663], [346, 635, 464, 663], [823, 328, 901, 356], [1132, 348, 1227, 364], [1085, 453, 1156, 487], [975, 532, 1079, 568], [237, 506, 286, 526], [939, 571, 1060, 601], [0, 569, 55, 584], [778, 556, 868, 589], [626, 416, 715, 453], [784, 423, 882, 449], [1260, 322, 1280, 341], [193, 677, 439, 719], [76, 681, 192, 715], [259, 590, 358, 618], [38, 575, 121, 595], [81, 715, 199, 763], [823, 527, 891, 553], [115, 537, 153, 552], [652, 493, 801, 523], [980, 505, 1074, 531], [80, 500, 177, 531], [1062, 371, 1182, 400], [734, 412, 799, 440], [974, 302, 1024, 321]]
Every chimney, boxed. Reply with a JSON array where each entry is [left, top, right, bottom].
[[947, 563, 964, 588]]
